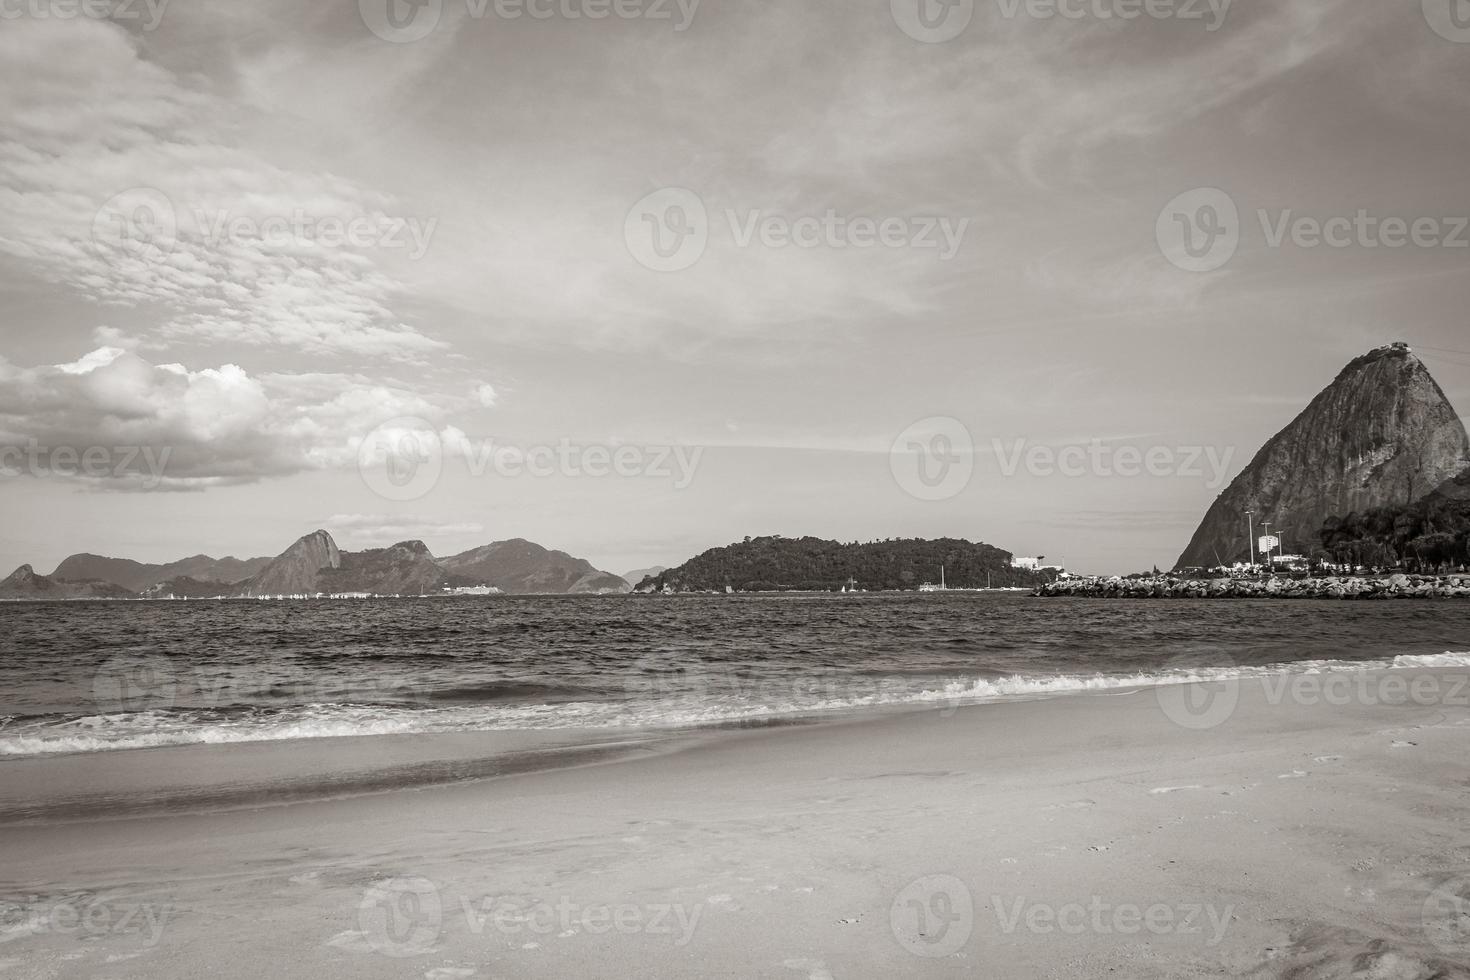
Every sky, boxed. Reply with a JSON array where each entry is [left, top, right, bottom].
[[2, 0, 1470, 578]]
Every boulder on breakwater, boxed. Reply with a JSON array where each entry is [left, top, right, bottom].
[[1035, 573, 1470, 600]]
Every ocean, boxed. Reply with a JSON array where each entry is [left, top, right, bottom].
[[3, 593, 1469, 758]]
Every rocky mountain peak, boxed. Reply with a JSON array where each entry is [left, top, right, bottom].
[[1175, 345, 1470, 569]]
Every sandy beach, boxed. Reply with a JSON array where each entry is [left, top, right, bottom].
[[3, 667, 1468, 979]]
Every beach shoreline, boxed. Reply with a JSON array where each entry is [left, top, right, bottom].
[[3, 667, 1469, 978]]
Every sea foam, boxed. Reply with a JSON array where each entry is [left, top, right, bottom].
[[3, 652, 1466, 757]]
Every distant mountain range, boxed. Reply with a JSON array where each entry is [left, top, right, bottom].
[[0, 532, 630, 599], [1176, 343, 1470, 569], [636, 536, 1054, 592], [0, 564, 134, 600], [621, 566, 667, 586], [50, 553, 272, 592]]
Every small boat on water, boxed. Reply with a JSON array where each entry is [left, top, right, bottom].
[[918, 566, 947, 592]]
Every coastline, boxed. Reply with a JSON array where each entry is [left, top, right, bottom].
[[3, 666, 1468, 977], [1039, 573, 1470, 600]]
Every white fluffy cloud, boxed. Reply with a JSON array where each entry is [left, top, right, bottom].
[[0, 345, 472, 490]]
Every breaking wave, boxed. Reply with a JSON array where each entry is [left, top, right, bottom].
[[3, 652, 1466, 758]]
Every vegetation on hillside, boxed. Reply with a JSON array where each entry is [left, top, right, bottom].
[[637, 536, 1056, 592], [1319, 472, 1470, 572]]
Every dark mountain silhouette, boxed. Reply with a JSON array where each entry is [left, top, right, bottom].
[[622, 566, 667, 586], [229, 532, 628, 596], [0, 564, 133, 600], [236, 530, 342, 597], [51, 553, 270, 592], [440, 539, 631, 594], [640, 536, 1053, 592], [321, 540, 462, 596], [1176, 343, 1470, 569]]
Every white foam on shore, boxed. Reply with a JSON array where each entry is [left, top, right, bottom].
[[1392, 652, 1470, 668], [2, 653, 1467, 757]]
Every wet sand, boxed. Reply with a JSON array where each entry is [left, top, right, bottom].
[[2, 668, 1469, 978]]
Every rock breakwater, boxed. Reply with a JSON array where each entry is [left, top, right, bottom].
[[1037, 574, 1470, 600]]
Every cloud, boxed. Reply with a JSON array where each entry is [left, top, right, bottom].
[[0, 18, 442, 360], [323, 514, 487, 546], [0, 343, 475, 490]]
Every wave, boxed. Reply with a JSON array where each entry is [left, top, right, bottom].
[[420, 680, 598, 703], [1392, 652, 1470, 668], [2, 653, 1466, 758]]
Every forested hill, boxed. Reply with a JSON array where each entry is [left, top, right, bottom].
[[636, 537, 1056, 592], [1319, 469, 1470, 571]]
